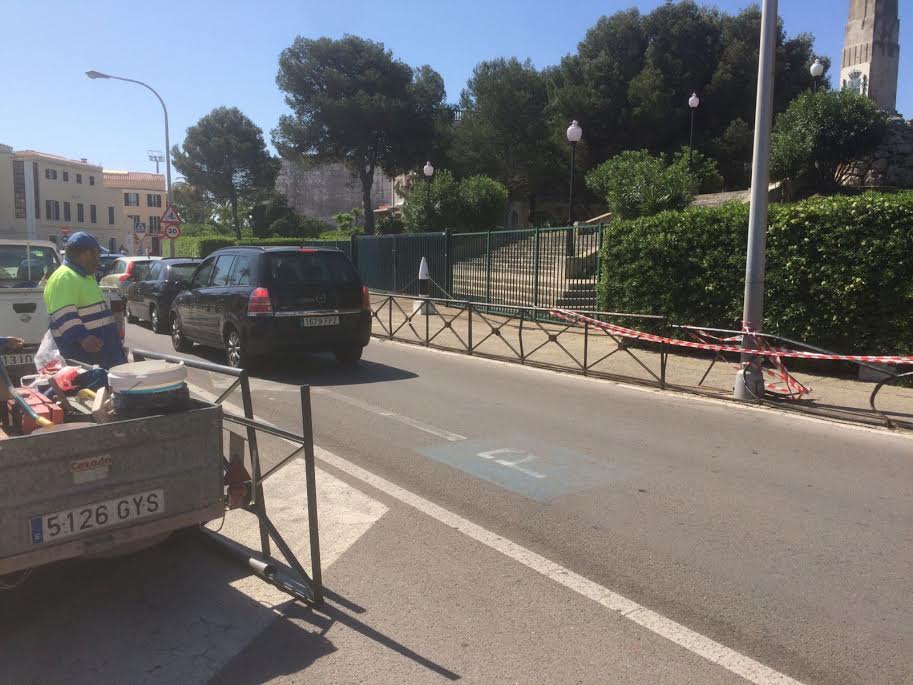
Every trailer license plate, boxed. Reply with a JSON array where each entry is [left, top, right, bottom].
[[300, 315, 339, 328], [2, 353, 33, 367], [29, 489, 165, 545]]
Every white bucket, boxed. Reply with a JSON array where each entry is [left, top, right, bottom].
[[108, 360, 187, 395]]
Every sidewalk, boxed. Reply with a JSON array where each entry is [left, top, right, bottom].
[[369, 294, 913, 428]]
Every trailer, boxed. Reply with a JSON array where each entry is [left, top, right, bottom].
[[0, 351, 322, 604]]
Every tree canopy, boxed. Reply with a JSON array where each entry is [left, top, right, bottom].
[[273, 35, 448, 233], [172, 107, 278, 239], [544, 2, 827, 189], [770, 89, 887, 192]]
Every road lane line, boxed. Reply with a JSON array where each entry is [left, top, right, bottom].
[[312, 387, 467, 442], [188, 381, 804, 685]]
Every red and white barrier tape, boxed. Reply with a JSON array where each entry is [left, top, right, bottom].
[[550, 309, 913, 366]]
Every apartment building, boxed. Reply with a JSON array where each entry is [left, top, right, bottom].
[[103, 170, 166, 255], [0, 144, 166, 254]]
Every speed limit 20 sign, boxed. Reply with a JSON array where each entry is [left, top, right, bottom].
[[162, 224, 181, 240]]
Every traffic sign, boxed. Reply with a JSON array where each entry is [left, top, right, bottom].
[[163, 224, 181, 240], [133, 221, 146, 235], [160, 204, 181, 225]]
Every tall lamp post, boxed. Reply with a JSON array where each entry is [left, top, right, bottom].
[[86, 70, 174, 257], [566, 120, 582, 256], [734, 0, 778, 401], [423, 161, 434, 230], [810, 58, 824, 92], [688, 93, 700, 167]]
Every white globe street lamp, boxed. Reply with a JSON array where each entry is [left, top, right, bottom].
[[688, 93, 700, 167], [810, 58, 824, 91], [565, 121, 582, 255]]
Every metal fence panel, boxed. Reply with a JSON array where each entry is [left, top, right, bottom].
[[355, 233, 448, 296], [353, 226, 603, 316]]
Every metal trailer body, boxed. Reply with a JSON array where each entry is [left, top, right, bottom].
[[0, 400, 224, 575]]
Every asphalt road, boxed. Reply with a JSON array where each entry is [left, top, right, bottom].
[[126, 323, 913, 685]]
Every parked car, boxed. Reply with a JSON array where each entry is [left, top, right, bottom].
[[126, 258, 202, 333], [96, 251, 121, 282], [99, 256, 161, 297], [170, 246, 371, 368]]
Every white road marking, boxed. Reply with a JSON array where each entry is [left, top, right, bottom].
[[312, 386, 466, 442], [478, 448, 547, 479], [188, 381, 805, 685]]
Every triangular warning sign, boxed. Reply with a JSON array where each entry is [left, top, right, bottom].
[[160, 204, 181, 224]]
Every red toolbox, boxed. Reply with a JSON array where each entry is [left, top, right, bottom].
[[8, 388, 64, 435]]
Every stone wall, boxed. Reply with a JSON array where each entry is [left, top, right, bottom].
[[841, 116, 913, 189], [277, 160, 396, 222]]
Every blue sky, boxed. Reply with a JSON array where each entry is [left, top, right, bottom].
[[0, 0, 908, 174]]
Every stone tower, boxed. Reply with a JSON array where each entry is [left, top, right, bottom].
[[841, 0, 900, 112]]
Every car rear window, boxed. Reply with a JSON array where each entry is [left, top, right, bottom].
[[170, 264, 197, 281], [0, 245, 60, 286], [265, 252, 359, 285]]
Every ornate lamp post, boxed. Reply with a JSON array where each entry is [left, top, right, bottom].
[[566, 120, 583, 256], [688, 92, 701, 167], [810, 58, 824, 92], [423, 161, 434, 230]]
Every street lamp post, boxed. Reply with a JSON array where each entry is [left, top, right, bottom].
[[688, 93, 700, 167], [86, 70, 174, 257], [810, 58, 824, 92], [566, 120, 582, 257], [734, 0, 779, 401], [423, 161, 434, 230]]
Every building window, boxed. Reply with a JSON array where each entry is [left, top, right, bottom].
[[76, 173, 82, 184], [89, 175, 95, 186], [128, 214, 141, 231], [90, 204, 97, 224], [147, 194, 162, 208], [44, 168, 57, 180], [77, 203, 84, 223], [124, 192, 140, 206], [108, 206, 115, 224], [149, 216, 161, 234], [32, 162, 40, 219], [13, 160, 25, 219], [45, 200, 60, 221], [64, 202, 71, 222], [63, 171, 69, 182]]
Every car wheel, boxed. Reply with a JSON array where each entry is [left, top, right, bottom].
[[225, 326, 249, 369], [150, 305, 164, 334], [171, 314, 193, 352], [334, 345, 364, 367], [126, 304, 139, 324]]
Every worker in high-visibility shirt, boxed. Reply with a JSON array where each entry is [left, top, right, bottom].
[[43, 232, 127, 369]]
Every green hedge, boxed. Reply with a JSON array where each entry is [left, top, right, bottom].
[[598, 192, 913, 354], [174, 235, 351, 258]]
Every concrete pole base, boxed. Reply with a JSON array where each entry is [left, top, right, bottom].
[[734, 367, 765, 402], [412, 298, 437, 315]]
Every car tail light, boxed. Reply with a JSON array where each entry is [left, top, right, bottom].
[[298, 248, 317, 253], [361, 286, 371, 310], [247, 287, 273, 316]]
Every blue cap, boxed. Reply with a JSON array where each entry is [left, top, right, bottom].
[[65, 232, 101, 251]]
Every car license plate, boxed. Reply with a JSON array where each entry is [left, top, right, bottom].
[[300, 315, 339, 328], [2, 353, 33, 367], [29, 489, 165, 545]]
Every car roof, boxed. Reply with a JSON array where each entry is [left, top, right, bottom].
[[211, 245, 343, 255], [160, 258, 201, 264], [116, 256, 162, 263], [0, 239, 59, 250]]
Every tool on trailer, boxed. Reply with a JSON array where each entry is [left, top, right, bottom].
[[0, 355, 53, 431]]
